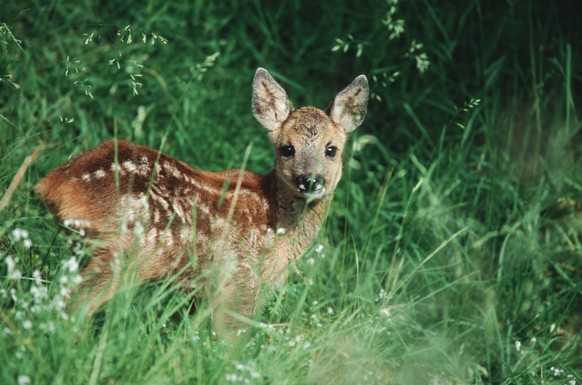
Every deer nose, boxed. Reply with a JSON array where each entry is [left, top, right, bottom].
[[296, 174, 325, 193]]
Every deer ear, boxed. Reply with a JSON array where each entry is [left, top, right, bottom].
[[252, 68, 294, 132], [328, 75, 369, 133]]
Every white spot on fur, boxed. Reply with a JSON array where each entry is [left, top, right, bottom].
[[81, 174, 91, 182], [94, 169, 106, 178], [111, 163, 125, 175], [163, 162, 182, 179], [172, 200, 187, 223], [153, 162, 161, 176], [138, 195, 149, 210], [164, 234, 174, 247], [138, 156, 151, 176], [143, 229, 158, 250], [63, 219, 92, 228], [196, 200, 211, 216], [179, 227, 192, 241], [266, 228, 275, 244], [134, 221, 145, 236], [123, 160, 136, 173]]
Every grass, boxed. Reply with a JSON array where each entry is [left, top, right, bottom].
[[1, 0, 581, 384]]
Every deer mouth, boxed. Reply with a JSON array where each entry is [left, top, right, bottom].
[[297, 187, 327, 201]]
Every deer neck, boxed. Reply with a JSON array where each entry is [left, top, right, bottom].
[[267, 171, 332, 260]]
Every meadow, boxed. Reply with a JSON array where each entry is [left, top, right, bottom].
[[1, 1, 580, 384]]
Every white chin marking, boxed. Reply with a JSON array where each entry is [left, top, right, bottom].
[[300, 188, 326, 201]]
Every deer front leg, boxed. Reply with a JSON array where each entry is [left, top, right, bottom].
[[69, 244, 147, 317], [205, 256, 263, 335], [66, 248, 122, 316]]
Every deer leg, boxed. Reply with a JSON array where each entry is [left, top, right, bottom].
[[67, 248, 125, 316]]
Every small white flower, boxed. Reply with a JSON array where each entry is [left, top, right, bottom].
[[276, 227, 286, 235], [9, 269, 22, 280], [62, 256, 79, 273], [40, 321, 55, 333], [306, 258, 315, 265], [551, 366, 564, 377], [314, 244, 324, 253], [10, 288, 18, 302], [11, 228, 29, 242], [375, 288, 386, 302], [515, 340, 521, 352], [23, 239, 32, 249], [30, 285, 48, 303], [18, 375, 31, 385], [5, 256, 22, 280], [32, 270, 42, 284], [22, 320, 33, 330]]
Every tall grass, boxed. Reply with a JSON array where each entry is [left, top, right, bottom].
[[1, 0, 580, 384]]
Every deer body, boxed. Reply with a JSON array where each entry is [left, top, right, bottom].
[[36, 68, 368, 326]]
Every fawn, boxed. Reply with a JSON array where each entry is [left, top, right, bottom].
[[36, 68, 369, 330]]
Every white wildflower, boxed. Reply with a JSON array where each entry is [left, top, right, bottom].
[[11, 228, 29, 242], [550, 366, 564, 377], [375, 288, 386, 302], [32, 270, 42, 284], [62, 256, 79, 273], [10, 288, 18, 302], [30, 284, 49, 303], [5, 255, 22, 280]]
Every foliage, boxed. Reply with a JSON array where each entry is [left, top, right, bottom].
[[1, 0, 581, 384]]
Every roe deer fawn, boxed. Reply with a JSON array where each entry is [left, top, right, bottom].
[[36, 68, 369, 330]]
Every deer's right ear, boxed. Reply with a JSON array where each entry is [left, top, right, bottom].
[[252, 68, 293, 132]]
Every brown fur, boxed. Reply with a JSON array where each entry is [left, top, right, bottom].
[[36, 68, 368, 331]]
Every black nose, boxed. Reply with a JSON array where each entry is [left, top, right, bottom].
[[296, 174, 325, 193]]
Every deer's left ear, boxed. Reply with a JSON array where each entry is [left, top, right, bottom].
[[328, 75, 369, 133]]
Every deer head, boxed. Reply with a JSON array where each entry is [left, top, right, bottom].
[[252, 68, 369, 201]]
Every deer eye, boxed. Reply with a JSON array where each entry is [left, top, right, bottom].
[[325, 146, 338, 158], [280, 145, 295, 157]]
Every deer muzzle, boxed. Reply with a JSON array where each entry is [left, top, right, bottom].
[[296, 174, 325, 198]]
